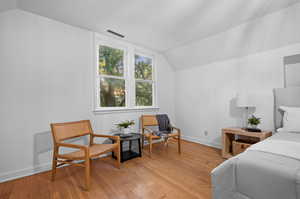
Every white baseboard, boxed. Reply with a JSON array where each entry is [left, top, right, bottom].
[[0, 154, 109, 183], [181, 135, 221, 149], [0, 163, 52, 183]]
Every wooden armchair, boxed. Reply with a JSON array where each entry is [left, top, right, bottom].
[[141, 115, 181, 157], [50, 120, 120, 190]]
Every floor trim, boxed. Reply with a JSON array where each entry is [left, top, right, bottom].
[[181, 135, 221, 149], [0, 155, 108, 183], [0, 163, 51, 183]]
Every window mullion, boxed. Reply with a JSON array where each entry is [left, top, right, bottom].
[[135, 79, 153, 83], [99, 74, 125, 80]]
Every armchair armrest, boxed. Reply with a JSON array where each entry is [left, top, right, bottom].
[[56, 142, 88, 150], [91, 133, 120, 141], [143, 127, 154, 134], [171, 126, 181, 134]]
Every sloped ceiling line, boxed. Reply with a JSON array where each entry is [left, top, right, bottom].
[[2, 0, 300, 70]]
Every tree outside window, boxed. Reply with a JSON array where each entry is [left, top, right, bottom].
[[99, 45, 126, 107], [135, 54, 153, 106]]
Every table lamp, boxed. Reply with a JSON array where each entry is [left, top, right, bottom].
[[236, 92, 258, 131]]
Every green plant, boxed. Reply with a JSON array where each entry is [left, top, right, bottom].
[[116, 120, 135, 129], [248, 115, 261, 126]]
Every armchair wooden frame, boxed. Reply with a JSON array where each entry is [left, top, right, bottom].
[[141, 115, 181, 157], [50, 120, 121, 190]]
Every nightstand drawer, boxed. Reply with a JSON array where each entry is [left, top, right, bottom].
[[232, 140, 251, 156]]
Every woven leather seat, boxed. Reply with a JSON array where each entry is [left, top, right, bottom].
[[144, 133, 161, 139], [58, 143, 118, 160]]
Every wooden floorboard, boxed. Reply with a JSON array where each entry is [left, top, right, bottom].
[[0, 140, 224, 199]]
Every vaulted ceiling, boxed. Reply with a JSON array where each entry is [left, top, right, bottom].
[[1, 0, 300, 68]]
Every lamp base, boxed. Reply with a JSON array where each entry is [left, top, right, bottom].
[[243, 127, 262, 132]]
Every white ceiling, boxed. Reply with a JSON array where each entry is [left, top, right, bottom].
[[2, 0, 300, 52]]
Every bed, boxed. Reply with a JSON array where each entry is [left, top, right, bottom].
[[211, 87, 300, 199]]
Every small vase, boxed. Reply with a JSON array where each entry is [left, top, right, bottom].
[[123, 128, 131, 134], [249, 124, 258, 129]]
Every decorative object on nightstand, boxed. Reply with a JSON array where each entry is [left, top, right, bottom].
[[236, 92, 256, 128], [247, 115, 261, 132], [116, 120, 135, 134], [222, 128, 272, 159]]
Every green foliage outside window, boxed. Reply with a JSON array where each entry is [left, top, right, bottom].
[[100, 77, 125, 107], [99, 45, 125, 107], [135, 55, 152, 80], [136, 81, 152, 106], [99, 45, 124, 76], [135, 54, 153, 106]]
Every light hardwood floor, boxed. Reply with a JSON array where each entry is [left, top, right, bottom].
[[0, 140, 224, 199]]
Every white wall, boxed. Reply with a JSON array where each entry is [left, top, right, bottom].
[[0, 0, 17, 13], [173, 3, 300, 147], [0, 9, 175, 182]]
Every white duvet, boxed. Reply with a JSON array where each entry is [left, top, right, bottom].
[[249, 139, 300, 161], [211, 132, 300, 199]]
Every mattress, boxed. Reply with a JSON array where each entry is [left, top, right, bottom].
[[211, 132, 300, 199]]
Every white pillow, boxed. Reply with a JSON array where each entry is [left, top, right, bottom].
[[279, 106, 300, 132]]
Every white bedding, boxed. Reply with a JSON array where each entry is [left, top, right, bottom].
[[249, 139, 300, 161], [211, 132, 300, 199]]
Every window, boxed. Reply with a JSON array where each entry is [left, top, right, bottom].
[[95, 36, 157, 112], [98, 45, 126, 108], [135, 54, 154, 106]]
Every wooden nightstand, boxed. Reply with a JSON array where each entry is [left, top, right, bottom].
[[222, 128, 272, 159]]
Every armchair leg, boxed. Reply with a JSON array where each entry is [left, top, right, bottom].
[[51, 147, 58, 181], [116, 145, 121, 169], [89, 159, 92, 172], [178, 134, 181, 154], [164, 137, 169, 147], [149, 137, 152, 157], [141, 136, 144, 149], [51, 156, 57, 181], [85, 157, 91, 190]]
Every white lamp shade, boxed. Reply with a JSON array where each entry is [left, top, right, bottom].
[[236, 92, 256, 108]]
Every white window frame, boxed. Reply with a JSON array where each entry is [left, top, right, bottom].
[[95, 40, 129, 112], [94, 34, 159, 113], [133, 52, 156, 109]]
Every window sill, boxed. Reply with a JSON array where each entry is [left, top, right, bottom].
[[93, 107, 160, 114]]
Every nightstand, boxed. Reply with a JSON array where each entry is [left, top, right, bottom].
[[222, 128, 272, 159]]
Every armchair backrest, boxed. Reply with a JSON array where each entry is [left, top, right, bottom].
[[50, 120, 93, 142], [141, 115, 158, 127]]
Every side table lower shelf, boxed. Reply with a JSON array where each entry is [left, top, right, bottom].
[[111, 133, 142, 162]]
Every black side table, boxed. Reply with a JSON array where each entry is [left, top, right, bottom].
[[111, 133, 142, 162]]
